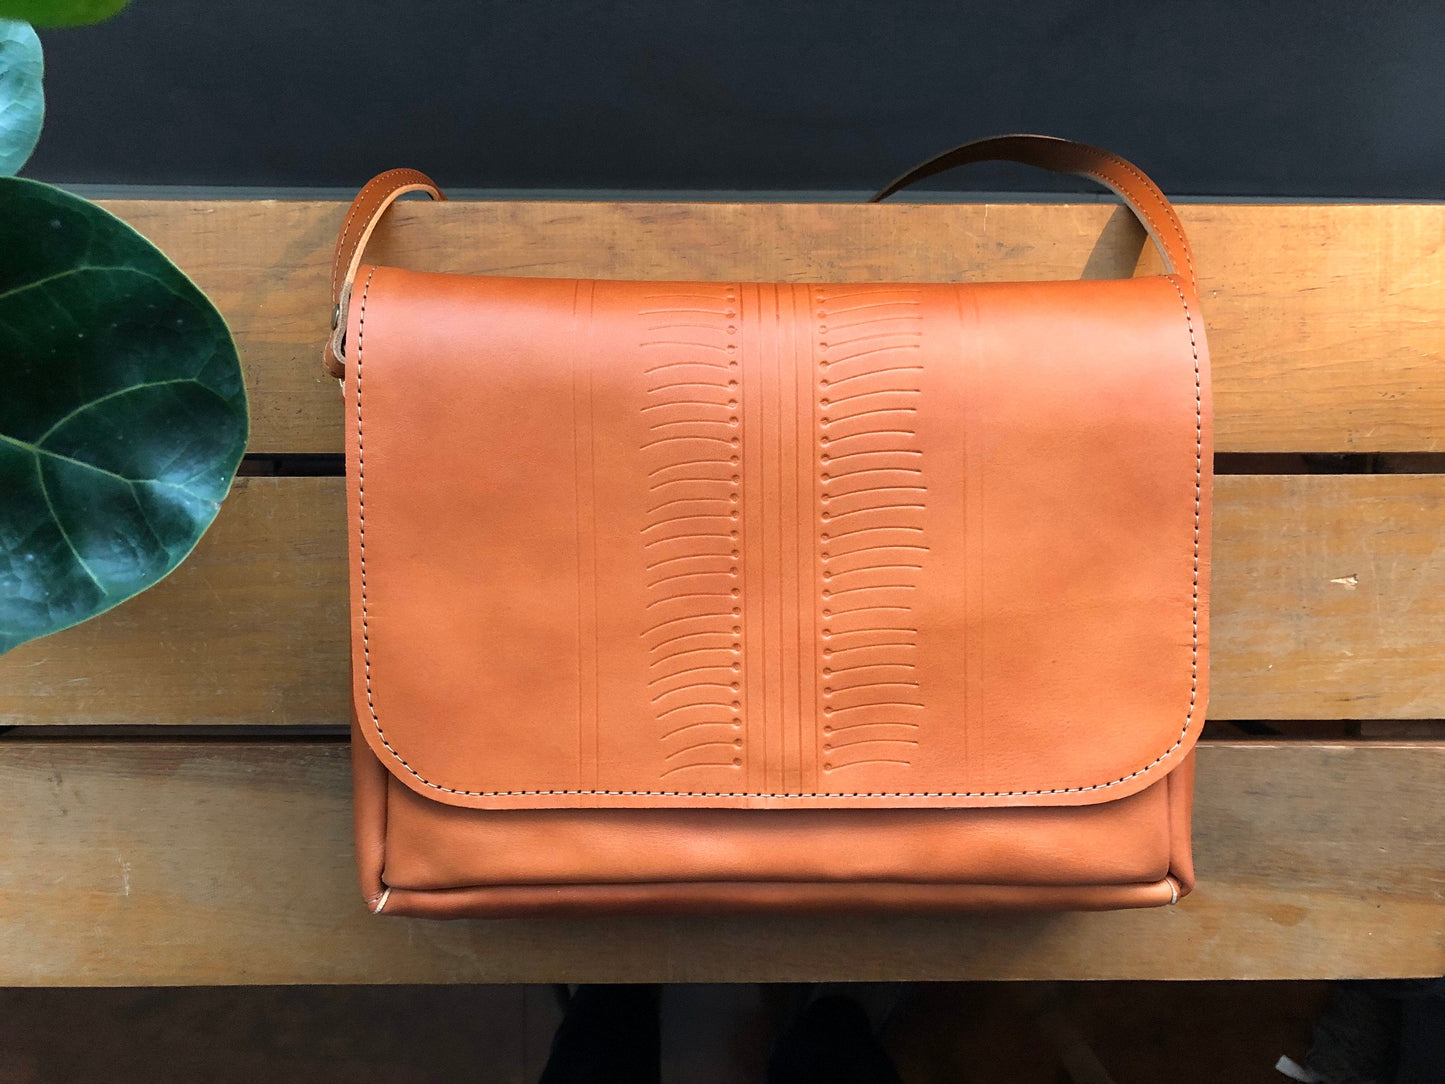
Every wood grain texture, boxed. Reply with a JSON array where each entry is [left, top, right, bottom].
[[3, 475, 1442, 726], [0, 740, 1437, 985], [1210, 473, 1445, 719], [97, 200, 1445, 455], [0, 477, 349, 728]]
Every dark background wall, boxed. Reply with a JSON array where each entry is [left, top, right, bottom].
[[22, 0, 1445, 196]]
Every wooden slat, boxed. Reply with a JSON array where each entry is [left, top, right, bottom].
[[3, 474, 1442, 726], [0, 477, 349, 728], [1210, 473, 1445, 719], [0, 740, 1437, 984], [99, 200, 1445, 455]]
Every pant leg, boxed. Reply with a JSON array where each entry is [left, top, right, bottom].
[[539, 984, 661, 1084], [768, 994, 902, 1084]]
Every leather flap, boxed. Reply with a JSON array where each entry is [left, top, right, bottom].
[[345, 268, 1211, 810]]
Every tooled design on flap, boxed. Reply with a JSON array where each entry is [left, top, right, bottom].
[[355, 272, 1205, 801], [815, 288, 928, 775], [638, 288, 746, 778]]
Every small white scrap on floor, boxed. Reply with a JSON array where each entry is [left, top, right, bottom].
[[1275, 1053, 1324, 1082]]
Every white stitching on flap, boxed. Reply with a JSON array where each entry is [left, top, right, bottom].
[[355, 274, 1204, 800]]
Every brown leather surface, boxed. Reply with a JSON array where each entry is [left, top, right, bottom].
[[1167, 748, 1198, 896], [351, 712, 391, 912], [323, 168, 444, 378], [345, 271, 1209, 810], [381, 767, 1172, 890], [374, 876, 1182, 918], [336, 135, 1211, 913], [356, 705, 1190, 908]]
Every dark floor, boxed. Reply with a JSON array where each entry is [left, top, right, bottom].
[[0, 981, 1330, 1082]]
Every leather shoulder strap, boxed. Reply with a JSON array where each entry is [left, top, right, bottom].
[[325, 138, 1192, 377], [870, 134, 1196, 293], [324, 168, 445, 379]]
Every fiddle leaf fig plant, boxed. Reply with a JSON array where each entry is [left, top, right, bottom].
[[0, 6, 249, 655], [0, 0, 130, 28], [0, 179, 248, 654], [0, 18, 43, 173]]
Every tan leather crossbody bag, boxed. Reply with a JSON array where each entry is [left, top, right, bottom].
[[326, 135, 1212, 918]]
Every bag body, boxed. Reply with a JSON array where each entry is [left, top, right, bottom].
[[329, 136, 1212, 918]]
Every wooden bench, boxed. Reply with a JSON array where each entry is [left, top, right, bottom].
[[1, 198, 1441, 985]]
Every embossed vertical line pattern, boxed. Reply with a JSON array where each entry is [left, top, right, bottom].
[[753, 280, 806, 795], [638, 285, 744, 781], [799, 282, 820, 794], [773, 281, 801, 795], [760, 282, 778, 792], [815, 287, 928, 776], [761, 281, 782, 793], [573, 279, 600, 789], [738, 281, 767, 792]]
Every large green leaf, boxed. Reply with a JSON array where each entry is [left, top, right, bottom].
[[0, 0, 129, 28], [0, 178, 247, 654], [0, 19, 42, 174]]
